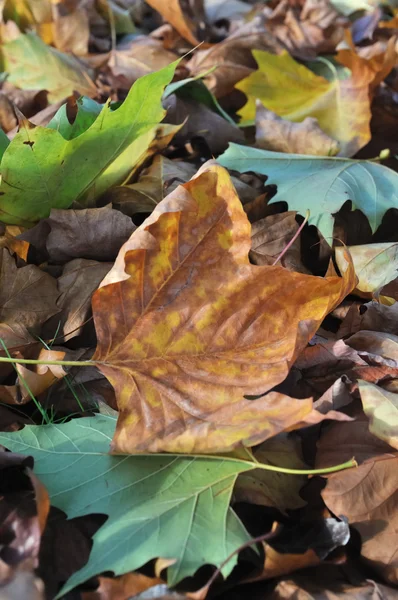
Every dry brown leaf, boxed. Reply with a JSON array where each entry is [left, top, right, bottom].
[[234, 434, 307, 512], [82, 572, 164, 600], [146, 0, 209, 46], [163, 94, 245, 153], [45, 206, 136, 263], [264, 0, 347, 57], [317, 410, 398, 584], [250, 211, 309, 273], [108, 37, 179, 89], [255, 103, 340, 155], [187, 17, 284, 97], [45, 259, 111, 343], [92, 162, 355, 454], [108, 155, 197, 217], [0, 249, 59, 336]]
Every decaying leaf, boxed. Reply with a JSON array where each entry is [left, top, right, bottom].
[[146, 0, 209, 46], [317, 410, 398, 584], [255, 103, 340, 156], [3, 33, 96, 102], [0, 248, 59, 337], [0, 450, 50, 584], [92, 162, 355, 454], [236, 48, 374, 157], [234, 434, 307, 513]]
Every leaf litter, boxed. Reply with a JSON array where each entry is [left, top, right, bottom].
[[0, 1, 397, 598]]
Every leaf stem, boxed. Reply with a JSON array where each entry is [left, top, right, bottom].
[[272, 210, 310, 266], [0, 356, 96, 368], [251, 457, 357, 475]]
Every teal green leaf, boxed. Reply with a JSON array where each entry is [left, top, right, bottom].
[[218, 143, 398, 243], [0, 60, 178, 225], [3, 33, 97, 102], [0, 415, 252, 597]]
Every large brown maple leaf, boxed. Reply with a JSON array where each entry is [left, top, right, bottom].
[[92, 162, 355, 453]]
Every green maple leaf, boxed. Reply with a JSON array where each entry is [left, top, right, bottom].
[[0, 415, 252, 597], [218, 144, 398, 243]]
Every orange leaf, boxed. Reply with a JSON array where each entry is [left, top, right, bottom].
[[92, 163, 355, 454]]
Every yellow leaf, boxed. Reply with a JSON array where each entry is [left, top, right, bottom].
[[236, 49, 373, 157]]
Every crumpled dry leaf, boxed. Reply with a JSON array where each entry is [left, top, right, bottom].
[[20, 206, 135, 263], [255, 103, 340, 156], [269, 568, 398, 599], [263, 0, 348, 57], [51, 3, 90, 56], [0, 450, 50, 585], [43, 259, 111, 343], [163, 94, 245, 154], [92, 162, 355, 454], [254, 517, 350, 581], [250, 211, 309, 273], [317, 409, 398, 584], [187, 16, 284, 98], [0, 248, 59, 339], [234, 433, 307, 513], [146, 0, 209, 46], [108, 155, 197, 216], [82, 572, 164, 600], [108, 37, 179, 89]]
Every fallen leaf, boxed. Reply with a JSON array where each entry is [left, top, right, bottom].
[[358, 380, 398, 450], [108, 37, 179, 89], [269, 568, 398, 599], [346, 330, 398, 366], [250, 211, 309, 273], [163, 94, 245, 154], [218, 144, 398, 243], [108, 155, 197, 216], [0, 415, 256, 596], [253, 517, 350, 581], [236, 48, 374, 156], [45, 259, 111, 343], [0, 248, 59, 337], [82, 572, 164, 600], [317, 410, 398, 584], [45, 206, 135, 263], [0, 450, 50, 583], [3, 32, 96, 103], [0, 61, 178, 224], [187, 18, 284, 98], [264, 0, 347, 57], [255, 103, 340, 156], [92, 162, 355, 454], [234, 434, 307, 513], [336, 243, 398, 295], [51, 4, 90, 56], [16, 349, 66, 404], [146, 0, 209, 46]]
